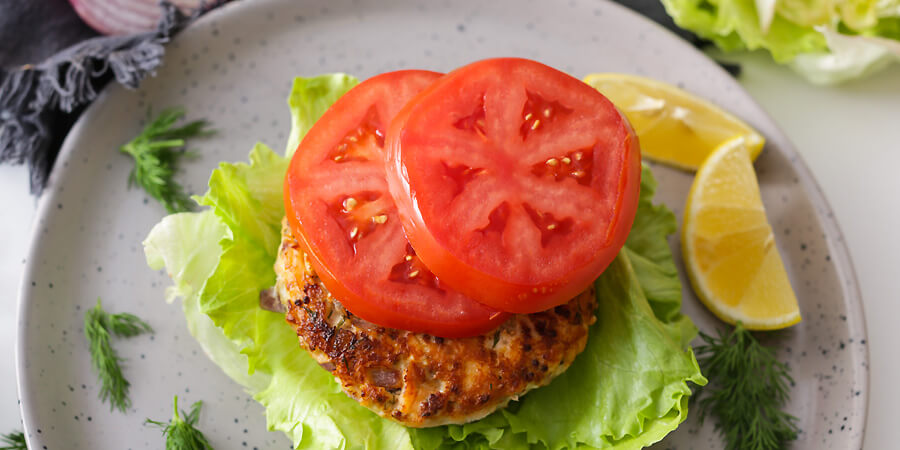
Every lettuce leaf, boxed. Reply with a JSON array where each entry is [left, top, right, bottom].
[[285, 74, 359, 157], [410, 167, 705, 450], [143, 74, 704, 449], [660, 0, 827, 61], [791, 25, 900, 84], [660, 0, 900, 83], [144, 211, 270, 391]]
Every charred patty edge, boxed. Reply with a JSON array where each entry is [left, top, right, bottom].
[[274, 219, 597, 427]]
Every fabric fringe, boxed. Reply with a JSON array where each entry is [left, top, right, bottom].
[[0, 1, 204, 194]]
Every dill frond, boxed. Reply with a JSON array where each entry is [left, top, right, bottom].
[[146, 396, 213, 450], [693, 323, 800, 450], [120, 107, 214, 214], [84, 298, 153, 412], [0, 430, 26, 450]]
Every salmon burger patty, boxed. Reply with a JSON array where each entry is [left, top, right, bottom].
[[273, 219, 597, 427]]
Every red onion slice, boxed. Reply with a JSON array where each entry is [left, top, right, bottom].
[[69, 0, 203, 35]]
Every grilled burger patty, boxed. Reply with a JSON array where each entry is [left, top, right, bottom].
[[274, 219, 597, 427]]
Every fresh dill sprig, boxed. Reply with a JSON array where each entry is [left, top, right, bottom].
[[0, 430, 26, 450], [146, 396, 213, 450], [106, 310, 154, 337], [84, 298, 153, 413], [693, 323, 800, 450], [120, 107, 214, 214]]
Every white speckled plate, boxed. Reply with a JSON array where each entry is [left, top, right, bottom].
[[16, 0, 868, 448]]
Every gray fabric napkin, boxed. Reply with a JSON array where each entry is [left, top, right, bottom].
[[0, 1, 208, 193]]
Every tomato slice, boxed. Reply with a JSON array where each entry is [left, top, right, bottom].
[[386, 58, 641, 314], [284, 70, 508, 338]]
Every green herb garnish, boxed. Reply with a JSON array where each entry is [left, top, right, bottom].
[[146, 396, 213, 450], [84, 298, 153, 412], [120, 107, 213, 214], [693, 323, 800, 450], [0, 430, 26, 450]]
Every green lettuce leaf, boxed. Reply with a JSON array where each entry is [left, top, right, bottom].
[[625, 167, 698, 350], [791, 25, 900, 84], [143, 74, 704, 449], [143, 211, 270, 392], [495, 253, 702, 450], [625, 166, 683, 323], [660, 0, 827, 61], [660, 0, 900, 83], [192, 142, 288, 366], [285, 74, 359, 157], [411, 166, 705, 450]]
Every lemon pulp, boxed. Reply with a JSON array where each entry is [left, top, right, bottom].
[[682, 136, 801, 330], [584, 73, 765, 171]]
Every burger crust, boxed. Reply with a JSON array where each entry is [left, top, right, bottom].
[[274, 219, 597, 427]]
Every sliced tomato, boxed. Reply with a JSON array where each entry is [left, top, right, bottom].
[[386, 58, 641, 314], [284, 70, 508, 338]]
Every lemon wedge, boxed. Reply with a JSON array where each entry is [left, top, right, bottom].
[[583, 73, 765, 171], [682, 136, 801, 330]]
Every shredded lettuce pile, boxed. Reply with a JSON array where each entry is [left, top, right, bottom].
[[143, 74, 705, 449], [660, 0, 900, 84]]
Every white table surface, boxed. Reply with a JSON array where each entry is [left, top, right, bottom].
[[1, 52, 897, 447]]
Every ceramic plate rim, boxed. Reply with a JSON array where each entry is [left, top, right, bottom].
[[14, 0, 869, 447]]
